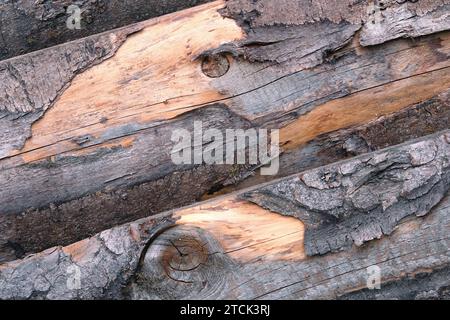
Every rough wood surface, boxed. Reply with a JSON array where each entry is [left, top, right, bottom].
[[1, 131, 448, 300], [0, 0, 211, 61], [221, 0, 450, 48], [0, 0, 449, 263], [242, 131, 450, 256], [361, 1, 450, 46], [0, 25, 142, 156]]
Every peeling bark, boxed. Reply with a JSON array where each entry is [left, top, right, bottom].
[[221, 0, 450, 30], [0, 214, 176, 300], [242, 131, 450, 256], [0, 1, 449, 263], [361, 2, 450, 46], [199, 20, 360, 67], [212, 0, 450, 66], [0, 25, 142, 156], [1, 131, 449, 300]]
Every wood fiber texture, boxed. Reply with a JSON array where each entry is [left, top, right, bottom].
[[0, 0, 449, 270], [0, 131, 449, 300]]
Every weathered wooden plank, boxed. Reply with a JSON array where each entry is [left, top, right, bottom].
[[242, 132, 450, 256], [0, 105, 254, 263], [222, 0, 450, 47], [1, 131, 448, 300], [213, 89, 450, 194], [1, 0, 449, 262], [361, 1, 450, 46], [0, 0, 212, 61]]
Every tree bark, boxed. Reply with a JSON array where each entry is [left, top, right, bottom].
[[0, 0, 449, 266], [0, 0, 212, 61], [0, 131, 449, 300]]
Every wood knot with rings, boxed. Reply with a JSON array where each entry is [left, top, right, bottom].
[[128, 225, 236, 300]]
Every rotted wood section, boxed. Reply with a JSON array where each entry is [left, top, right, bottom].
[[0, 131, 449, 300], [1, 0, 450, 263]]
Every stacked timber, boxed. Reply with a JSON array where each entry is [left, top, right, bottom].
[[0, 0, 449, 299]]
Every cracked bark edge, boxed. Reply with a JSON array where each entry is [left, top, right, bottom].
[[197, 20, 361, 68], [0, 214, 177, 300], [240, 130, 450, 256], [0, 24, 143, 155], [222, 0, 450, 28], [203, 0, 450, 66], [361, 2, 450, 46], [197, 15, 361, 68], [2, 132, 450, 300]]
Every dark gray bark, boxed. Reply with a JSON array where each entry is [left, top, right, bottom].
[[0, 25, 142, 157], [242, 131, 450, 256], [0, 0, 212, 61], [0, 0, 449, 263], [1, 131, 449, 300]]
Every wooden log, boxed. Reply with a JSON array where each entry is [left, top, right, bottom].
[[0, 0, 212, 61], [0, 130, 449, 300], [1, 0, 450, 262]]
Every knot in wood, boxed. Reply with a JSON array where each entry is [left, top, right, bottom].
[[162, 236, 208, 272], [128, 226, 235, 300], [201, 54, 230, 78]]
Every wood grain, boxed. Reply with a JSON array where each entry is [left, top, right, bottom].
[[0, 0, 449, 262], [1, 131, 448, 300]]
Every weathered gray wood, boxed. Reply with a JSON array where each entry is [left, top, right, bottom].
[[339, 266, 450, 300], [0, 0, 449, 263], [0, 0, 212, 61], [0, 25, 142, 157], [232, 89, 450, 192], [0, 104, 253, 263], [361, 2, 450, 46], [131, 196, 450, 300], [242, 131, 450, 256], [222, 0, 450, 47], [1, 130, 449, 300]]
